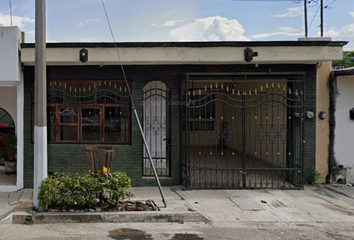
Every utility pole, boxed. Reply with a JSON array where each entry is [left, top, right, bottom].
[[320, 0, 324, 37], [34, 0, 47, 207], [304, 0, 308, 37]]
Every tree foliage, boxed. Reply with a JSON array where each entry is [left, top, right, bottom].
[[333, 51, 354, 69]]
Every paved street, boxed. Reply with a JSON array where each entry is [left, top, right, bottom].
[[1, 221, 354, 240]]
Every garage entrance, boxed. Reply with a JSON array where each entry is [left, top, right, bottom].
[[182, 73, 305, 189]]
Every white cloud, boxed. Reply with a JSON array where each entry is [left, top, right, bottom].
[[151, 20, 183, 27], [169, 16, 250, 41], [79, 37, 94, 42], [325, 24, 354, 49], [272, 7, 303, 18], [350, 12, 354, 19], [251, 27, 303, 39], [79, 18, 99, 27], [0, 13, 34, 29]]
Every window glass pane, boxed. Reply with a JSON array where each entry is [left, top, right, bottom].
[[82, 108, 100, 124], [82, 125, 100, 142], [47, 106, 56, 142], [47, 81, 64, 104], [82, 108, 100, 142], [60, 126, 78, 141], [104, 106, 126, 143], [60, 108, 78, 123]]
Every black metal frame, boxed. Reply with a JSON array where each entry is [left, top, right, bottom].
[[142, 81, 171, 177], [182, 72, 305, 189]]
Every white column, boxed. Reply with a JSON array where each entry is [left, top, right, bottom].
[[34, 0, 47, 207], [16, 75, 24, 190], [33, 126, 47, 206]]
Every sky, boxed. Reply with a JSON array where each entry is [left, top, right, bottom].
[[0, 0, 353, 49]]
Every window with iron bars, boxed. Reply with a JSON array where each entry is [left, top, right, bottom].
[[33, 80, 131, 144]]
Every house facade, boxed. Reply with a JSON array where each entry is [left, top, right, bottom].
[[0, 27, 24, 191], [0, 28, 346, 190], [330, 68, 354, 184]]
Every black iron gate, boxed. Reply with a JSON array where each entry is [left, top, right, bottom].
[[142, 81, 170, 177], [182, 73, 305, 189]]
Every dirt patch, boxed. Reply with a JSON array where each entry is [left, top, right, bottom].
[[109, 228, 153, 240]]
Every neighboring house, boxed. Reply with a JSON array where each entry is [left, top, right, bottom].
[[0, 26, 347, 191], [330, 68, 354, 184], [0, 27, 24, 191]]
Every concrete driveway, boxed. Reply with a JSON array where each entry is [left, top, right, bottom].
[[178, 185, 354, 223]]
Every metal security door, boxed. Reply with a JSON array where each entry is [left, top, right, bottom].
[[182, 73, 304, 189], [143, 81, 170, 177]]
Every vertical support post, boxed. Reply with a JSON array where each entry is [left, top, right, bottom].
[[242, 94, 246, 188], [134, 109, 166, 207], [185, 75, 190, 188], [34, 0, 47, 207], [304, 0, 308, 37], [320, 0, 324, 37]]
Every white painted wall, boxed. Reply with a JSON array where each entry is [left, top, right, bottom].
[[21, 45, 344, 66], [0, 87, 17, 126], [334, 75, 354, 183], [0, 26, 24, 191], [0, 27, 21, 86]]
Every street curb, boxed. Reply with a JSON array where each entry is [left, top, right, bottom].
[[11, 211, 210, 224], [0, 206, 15, 224]]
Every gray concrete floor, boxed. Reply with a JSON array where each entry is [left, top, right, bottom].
[[179, 185, 354, 223], [0, 171, 16, 186]]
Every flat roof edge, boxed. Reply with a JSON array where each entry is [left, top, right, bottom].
[[21, 41, 348, 48], [332, 67, 354, 76]]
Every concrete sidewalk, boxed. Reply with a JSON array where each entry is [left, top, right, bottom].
[[4, 186, 208, 224], [0, 189, 32, 223], [2, 184, 354, 225]]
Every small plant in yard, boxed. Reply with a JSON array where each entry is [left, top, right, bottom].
[[32, 206, 40, 213], [305, 170, 321, 185], [38, 171, 134, 211]]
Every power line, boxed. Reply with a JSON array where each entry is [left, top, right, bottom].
[[308, 4, 321, 30], [324, 0, 338, 9]]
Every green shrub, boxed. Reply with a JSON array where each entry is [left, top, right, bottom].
[[38, 172, 134, 210], [304, 170, 321, 185]]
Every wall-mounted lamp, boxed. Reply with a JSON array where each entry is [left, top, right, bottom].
[[244, 47, 258, 63], [80, 48, 88, 63], [350, 108, 354, 121], [306, 111, 315, 119], [318, 111, 328, 120]]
